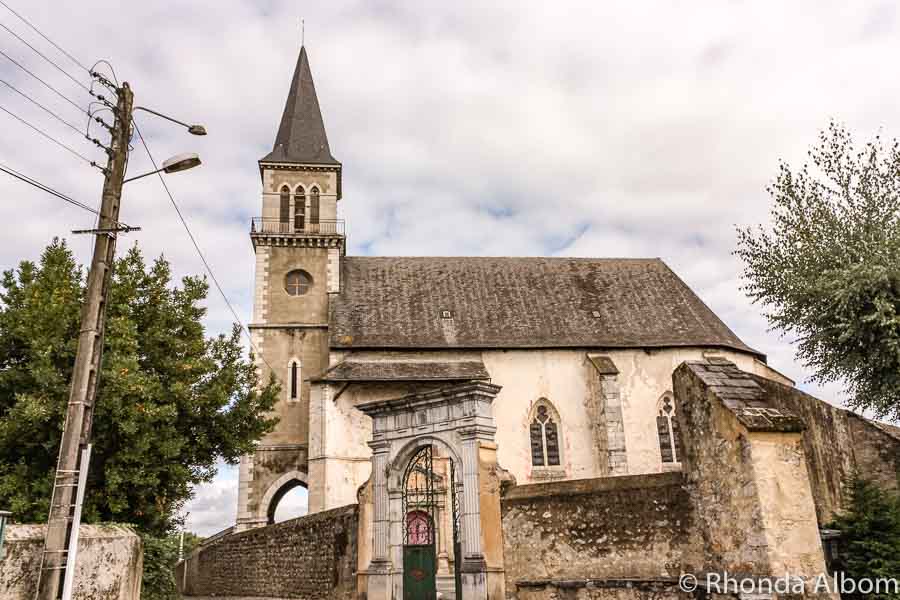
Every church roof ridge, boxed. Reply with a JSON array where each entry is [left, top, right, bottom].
[[260, 45, 340, 166]]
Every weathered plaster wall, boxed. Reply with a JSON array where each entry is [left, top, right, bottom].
[[308, 382, 420, 512], [752, 375, 900, 524], [500, 472, 701, 589], [481, 347, 787, 485], [746, 432, 827, 578], [1, 524, 142, 600], [179, 505, 357, 599], [306, 347, 789, 515]]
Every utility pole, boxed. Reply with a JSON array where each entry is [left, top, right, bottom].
[[35, 81, 134, 600]]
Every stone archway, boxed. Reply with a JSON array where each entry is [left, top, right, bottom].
[[257, 470, 308, 525], [357, 381, 505, 600]]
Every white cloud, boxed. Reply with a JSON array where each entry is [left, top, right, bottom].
[[2, 0, 897, 535], [182, 463, 238, 537]]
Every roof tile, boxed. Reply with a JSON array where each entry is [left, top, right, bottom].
[[329, 257, 759, 354]]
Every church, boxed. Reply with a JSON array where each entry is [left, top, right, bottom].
[[235, 44, 790, 530], [198, 45, 900, 600]]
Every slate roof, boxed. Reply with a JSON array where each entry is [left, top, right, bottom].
[[260, 46, 339, 165], [316, 357, 490, 383], [679, 360, 805, 432], [329, 257, 760, 355]]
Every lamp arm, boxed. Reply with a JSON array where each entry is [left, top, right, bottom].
[[122, 167, 163, 184], [134, 106, 192, 129]]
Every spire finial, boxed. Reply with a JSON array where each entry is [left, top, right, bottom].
[[300, 18, 305, 47]]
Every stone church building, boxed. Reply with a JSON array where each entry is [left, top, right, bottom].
[[179, 46, 900, 600], [235, 43, 791, 529]]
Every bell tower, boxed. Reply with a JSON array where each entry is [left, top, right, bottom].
[[236, 45, 343, 530]]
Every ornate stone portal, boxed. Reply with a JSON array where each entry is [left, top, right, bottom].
[[357, 381, 505, 600]]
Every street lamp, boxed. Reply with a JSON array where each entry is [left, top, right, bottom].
[[134, 106, 207, 135], [123, 153, 202, 183]]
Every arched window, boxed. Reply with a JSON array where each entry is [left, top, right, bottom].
[[309, 186, 320, 230], [279, 185, 290, 230], [284, 270, 313, 296], [294, 186, 305, 231], [529, 400, 561, 468], [288, 359, 301, 401], [657, 393, 682, 465]]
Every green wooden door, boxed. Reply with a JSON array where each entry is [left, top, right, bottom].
[[403, 545, 436, 600]]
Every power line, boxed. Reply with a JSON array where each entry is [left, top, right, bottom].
[[0, 78, 86, 137], [0, 47, 89, 116], [0, 22, 91, 93], [0, 102, 99, 166], [132, 119, 276, 375], [0, 162, 106, 217], [0, 0, 90, 73]]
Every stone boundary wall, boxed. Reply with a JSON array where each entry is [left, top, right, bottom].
[[0, 523, 143, 600], [513, 579, 740, 600], [178, 504, 357, 599], [500, 472, 701, 594], [751, 375, 900, 524]]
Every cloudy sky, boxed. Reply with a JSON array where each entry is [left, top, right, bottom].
[[1, 1, 897, 535]]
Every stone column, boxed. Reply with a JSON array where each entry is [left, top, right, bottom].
[[458, 431, 484, 564], [365, 438, 392, 600], [458, 427, 489, 600], [369, 440, 391, 564]]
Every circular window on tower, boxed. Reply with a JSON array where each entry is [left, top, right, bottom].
[[284, 269, 313, 296]]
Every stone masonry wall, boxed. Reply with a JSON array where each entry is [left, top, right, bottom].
[[514, 580, 738, 600], [179, 504, 357, 599], [1, 524, 143, 600], [500, 472, 702, 593], [751, 375, 900, 524], [674, 360, 834, 599]]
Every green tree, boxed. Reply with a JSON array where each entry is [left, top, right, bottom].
[[736, 122, 900, 420], [0, 239, 278, 534], [140, 529, 203, 600], [828, 477, 900, 599]]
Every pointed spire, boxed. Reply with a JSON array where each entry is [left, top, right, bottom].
[[261, 46, 339, 165]]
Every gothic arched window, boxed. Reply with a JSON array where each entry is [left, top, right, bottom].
[[529, 400, 561, 468], [285, 269, 313, 296], [279, 185, 290, 229], [288, 359, 301, 401], [294, 186, 306, 231], [657, 393, 682, 465], [309, 186, 320, 229]]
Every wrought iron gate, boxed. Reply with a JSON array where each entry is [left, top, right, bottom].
[[450, 455, 462, 600], [402, 445, 461, 600]]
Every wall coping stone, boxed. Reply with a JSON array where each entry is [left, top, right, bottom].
[[680, 360, 805, 432], [186, 503, 356, 557], [6, 523, 138, 542], [501, 471, 683, 501]]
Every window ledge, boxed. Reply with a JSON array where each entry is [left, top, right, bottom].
[[661, 462, 682, 473], [531, 467, 566, 481]]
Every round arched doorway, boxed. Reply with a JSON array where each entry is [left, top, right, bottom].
[[401, 445, 461, 600]]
